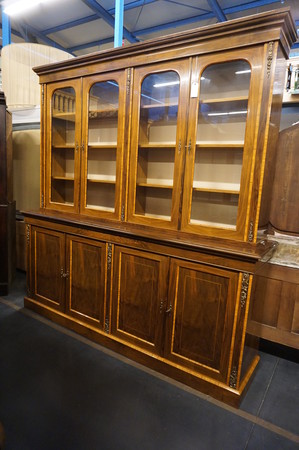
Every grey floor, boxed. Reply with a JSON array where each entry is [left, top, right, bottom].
[[0, 271, 298, 450]]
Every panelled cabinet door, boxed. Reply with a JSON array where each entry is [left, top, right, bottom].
[[181, 47, 264, 241], [65, 235, 107, 329], [45, 79, 82, 213], [111, 247, 169, 354], [30, 226, 66, 311], [80, 71, 127, 219], [127, 60, 190, 229], [165, 259, 239, 383]]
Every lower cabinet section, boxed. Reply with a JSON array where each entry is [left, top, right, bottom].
[[111, 246, 169, 355], [29, 226, 107, 328], [165, 259, 239, 383], [25, 218, 260, 407]]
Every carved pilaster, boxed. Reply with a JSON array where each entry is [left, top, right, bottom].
[[240, 273, 250, 308], [267, 41, 274, 78]]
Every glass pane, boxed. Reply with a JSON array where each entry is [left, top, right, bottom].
[[86, 81, 119, 211], [191, 60, 251, 229], [51, 87, 76, 205], [135, 71, 179, 219]]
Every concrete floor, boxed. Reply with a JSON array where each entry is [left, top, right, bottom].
[[0, 271, 298, 450]]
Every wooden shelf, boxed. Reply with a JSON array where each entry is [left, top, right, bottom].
[[88, 143, 117, 149], [89, 108, 118, 118], [137, 181, 173, 189], [193, 187, 240, 195], [196, 142, 244, 148], [87, 177, 116, 184], [193, 182, 240, 194], [52, 112, 75, 122], [200, 96, 248, 104], [52, 144, 74, 149], [52, 176, 74, 181], [190, 218, 236, 230], [139, 143, 176, 149], [86, 205, 115, 211]]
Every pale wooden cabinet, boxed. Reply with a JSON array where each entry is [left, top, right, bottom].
[[24, 9, 297, 406]]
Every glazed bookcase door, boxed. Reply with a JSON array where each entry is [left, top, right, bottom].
[[45, 80, 82, 212], [181, 48, 264, 240], [128, 60, 190, 228], [80, 72, 127, 219]]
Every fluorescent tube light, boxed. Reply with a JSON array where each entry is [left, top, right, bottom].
[[208, 110, 247, 117], [235, 70, 251, 74], [3, 0, 53, 16], [153, 81, 180, 88]]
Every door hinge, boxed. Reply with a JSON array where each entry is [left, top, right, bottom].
[[41, 85, 44, 106], [41, 194, 44, 208], [121, 205, 125, 222]]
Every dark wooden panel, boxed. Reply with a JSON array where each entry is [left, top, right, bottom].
[[165, 259, 238, 381], [111, 247, 169, 354], [248, 271, 299, 349], [270, 123, 299, 233], [66, 236, 107, 328], [32, 227, 65, 311], [250, 276, 281, 327]]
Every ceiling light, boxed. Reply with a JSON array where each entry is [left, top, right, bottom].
[[208, 110, 247, 117], [3, 0, 53, 16], [235, 70, 251, 75], [153, 81, 180, 88]]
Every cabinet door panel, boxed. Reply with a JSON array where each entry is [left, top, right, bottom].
[[111, 247, 169, 354], [165, 259, 238, 381], [66, 235, 107, 328], [81, 71, 127, 219], [128, 60, 190, 229], [30, 227, 65, 311], [45, 79, 82, 213], [182, 47, 264, 241]]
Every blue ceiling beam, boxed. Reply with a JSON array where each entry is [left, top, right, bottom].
[[81, 0, 139, 43], [22, 21, 74, 54], [2, 11, 11, 46], [43, 0, 158, 36], [68, 36, 114, 53], [135, 0, 282, 36], [114, 0, 124, 47], [43, 14, 99, 35], [207, 0, 227, 22]]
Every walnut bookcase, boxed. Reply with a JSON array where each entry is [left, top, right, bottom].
[[24, 9, 297, 406]]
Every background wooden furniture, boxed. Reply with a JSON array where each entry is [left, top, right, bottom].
[[24, 9, 297, 406], [0, 92, 16, 295], [248, 122, 299, 349]]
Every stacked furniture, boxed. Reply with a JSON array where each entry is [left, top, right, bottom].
[[24, 8, 297, 406], [0, 92, 15, 295]]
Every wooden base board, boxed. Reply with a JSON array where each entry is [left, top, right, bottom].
[[24, 296, 259, 408]]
